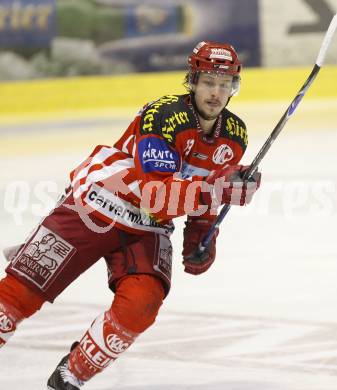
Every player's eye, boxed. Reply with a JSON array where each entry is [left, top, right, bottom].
[[220, 82, 231, 90], [204, 80, 214, 87]]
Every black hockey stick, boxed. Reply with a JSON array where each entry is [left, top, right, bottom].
[[194, 13, 337, 259]]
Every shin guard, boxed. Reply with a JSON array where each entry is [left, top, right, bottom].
[[68, 275, 164, 383], [69, 310, 138, 382]]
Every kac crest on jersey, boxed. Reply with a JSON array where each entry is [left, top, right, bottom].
[[212, 144, 234, 165]]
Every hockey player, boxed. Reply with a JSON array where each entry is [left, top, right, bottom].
[[0, 41, 261, 389]]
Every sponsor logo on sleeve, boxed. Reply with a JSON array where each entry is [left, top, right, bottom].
[[141, 96, 189, 143], [161, 111, 189, 143], [138, 137, 180, 173], [142, 95, 179, 134]]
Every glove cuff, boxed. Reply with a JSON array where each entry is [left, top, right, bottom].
[[186, 213, 217, 225]]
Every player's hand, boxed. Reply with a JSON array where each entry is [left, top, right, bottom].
[[201, 165, 261, 208], [182, 216, 218, 275]]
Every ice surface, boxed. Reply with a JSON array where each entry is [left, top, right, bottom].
[[0, 115, 337, 389]]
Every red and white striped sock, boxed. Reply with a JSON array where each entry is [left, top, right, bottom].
[[69, 309, 138, 382]]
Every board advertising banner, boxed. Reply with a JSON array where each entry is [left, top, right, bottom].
[[260, 0, 337, 66], [98, 0, 261, 72], [0, 0, 55, 48]]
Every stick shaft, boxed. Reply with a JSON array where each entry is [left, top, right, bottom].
[[196, 13, 337, 255]]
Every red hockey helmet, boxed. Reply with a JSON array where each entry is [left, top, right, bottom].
[[188, 41, 242, 95]]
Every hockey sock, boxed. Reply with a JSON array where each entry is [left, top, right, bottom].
[[0, 274, 45, 347], [0, 299, 24, 347], [68, 274, 164, 382], [69, 309, 138, 381]]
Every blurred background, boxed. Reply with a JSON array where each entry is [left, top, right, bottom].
[[0, 0, 336, 125], [0, 0, 336, 120], [0, 0, 337, 77], [0, 0, 336, 134]]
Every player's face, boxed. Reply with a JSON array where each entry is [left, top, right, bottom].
[[194, 72, 233, 120]]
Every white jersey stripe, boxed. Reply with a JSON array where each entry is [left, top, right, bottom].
[[128, 180, 142, 198], [122, 135, 134, 154], [72, 157, 134, 198], [72, 147, 121, 185]]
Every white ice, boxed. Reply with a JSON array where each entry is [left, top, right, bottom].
[[0, 110, 337, 390]]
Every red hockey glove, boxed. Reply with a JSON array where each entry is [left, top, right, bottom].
[[182, 216, 219, 275], [201, 165, 261, 208]]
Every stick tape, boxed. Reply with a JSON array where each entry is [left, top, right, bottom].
[[316, 13, 337, 67]]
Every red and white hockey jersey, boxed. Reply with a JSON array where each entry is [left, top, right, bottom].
[[70, 94, 248, 235]]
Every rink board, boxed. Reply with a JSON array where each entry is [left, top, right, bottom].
[[0, 66, 336, 121]]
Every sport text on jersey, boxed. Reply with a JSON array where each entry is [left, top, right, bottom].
[[141, 95, 190, 143], [138, 137, 180, 173]]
